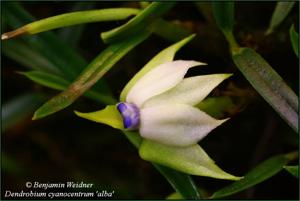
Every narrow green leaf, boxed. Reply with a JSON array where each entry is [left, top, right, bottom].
[[232, 47, 298, 132], [289, 25, 299, 57], [20, 71, 116, 104], [266, 2, 295, 35], [139, 140, 242, 181], [120, 34, 196, 101], [283, 165, 299, 178], [2, 93, 45, 132], [212, 2, 238, 50], [33, 32, 149, 120], [101, 2, 176, 44], [2, 8, 140, 39], [20, 71, 70, 91], [210, 152, 298, 199], [75, 105, 123, 130]]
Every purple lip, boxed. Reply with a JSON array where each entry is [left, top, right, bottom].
[[117, 102, 140, 130]]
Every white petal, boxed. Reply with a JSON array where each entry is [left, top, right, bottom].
[[140, 104, 228, 147], [126, 60, 206, 107], [143, 74, 232, 107]]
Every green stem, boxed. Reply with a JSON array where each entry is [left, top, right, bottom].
[[223, 30, 239, 52]]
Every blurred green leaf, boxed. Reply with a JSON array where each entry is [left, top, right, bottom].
[[197, 96, 235, 119], [212, 2, 238, 49], [33, 32, 150, 120], [232, 47, 298, 132], [2, 153, 24, 174], [2, 8, 140, 38], [75, 105, 123, 129], [283, 165, 299, 178], [212, 2, 234, 32], [210, 152, 298, 199], [2, 93, 45, 132], [289, 25, 299, 57], [266, 2, 295, 35], [58, 2, 96, 47], [101, 2, 176, 44], [152, 19, 192, 42], [2, 40, 60, 74]]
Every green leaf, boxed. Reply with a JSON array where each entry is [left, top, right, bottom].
[[101, 2, 176, 44], [283, 165, 299, 178], [289, 25, 299, 57], [266, 2, 295, 35], [32, 32, 149, 120], [2, 8, 140, 39], [139, 140, 242, 181], [210, 152, 298, 199], [75, 105, 123, 130], [212, 2, 238, 50], [2, 93, 45, 132], [232, 47, 298, 132], [120, 34, 196, 101]]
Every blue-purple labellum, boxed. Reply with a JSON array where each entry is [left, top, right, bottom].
[[117, 102, 140, 130]]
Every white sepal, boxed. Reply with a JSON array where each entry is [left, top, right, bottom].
[[143, 74, 232, 107], [126, 60, 205, 107], [140, 104, 228, 147]]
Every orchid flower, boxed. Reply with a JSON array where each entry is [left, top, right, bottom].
[[75, 35, 241, 180], [117, 60, 230, 147]]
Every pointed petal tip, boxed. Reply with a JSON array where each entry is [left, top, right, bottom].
[[74, 110, 85, 118], [190, 60, 207, 66]]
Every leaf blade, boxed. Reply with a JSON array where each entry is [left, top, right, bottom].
[[289, 25, 299, 57], [266, 2, 295, 35], [210, 152, 298, 199], [232, 47, 298, 132], [283, 165, 298, 178]]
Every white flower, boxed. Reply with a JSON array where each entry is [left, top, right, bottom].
[[117, 60, 231, 147]]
